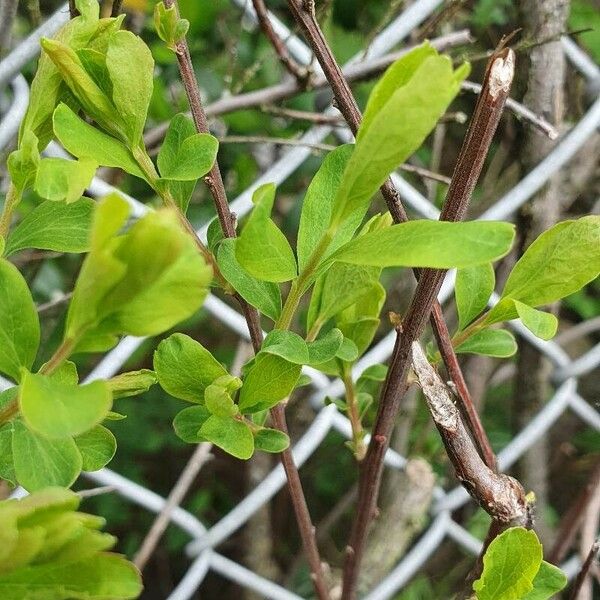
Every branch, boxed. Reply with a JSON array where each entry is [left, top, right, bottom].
[[163, 3, 330, 598], [251, 0, 310, 85], [569, 539, 600, 600], [111, 0, 124, 17], [411, 342, 529, 523]]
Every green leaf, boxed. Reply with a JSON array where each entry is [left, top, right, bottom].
[[204, 381, 239, 418], [158, 114, 218, 181], [236, 184, 297, 282], [217, 238, 281, 321], [35, 157, 97, 203], [336, 337, 359, 362], [455, 328, 517, 357], [66, 197, 212, 343], [331, 220, 515, 269], [199, 416, 253, 459], [330, 45, 469, 228], [473, 527, 542, 600], [456, 263, 495, 331], [154, 333, 228, 403], [296, 144, 355, 271], [12, 420, 82, 491], [19, 371, 112, 439], [262, 330, 309, 365], [500, 216, 600, 309], [105, 369, 157, 399], [106, 30, 154, 145], [0, 259, 40, 381], [7, 130, 40, 193], [0, 425, 16, 486], [254, 428, 290, 453], [513, 301, 558, 341], [53, 103, 147, 180], [74, 425, 116, 471], [5, 198, 94, 256], [522, 561, 567, 600], [154, 1, 190, 50], [238, 354, 301, 414], [306, 328, 344, 365], [173, 405, 211, 443], [0, 553, 142, 600]]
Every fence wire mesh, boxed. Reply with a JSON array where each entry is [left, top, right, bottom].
[[0, 1, 599, 598]]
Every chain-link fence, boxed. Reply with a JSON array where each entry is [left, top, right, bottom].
[[1, 1, 599, 598]]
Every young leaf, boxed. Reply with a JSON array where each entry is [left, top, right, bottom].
[[329, 45, 469, 229], [5, 198, 94, 256], [154, 333, 228, 403], [154, 1, 190, 50], [158, 114, 218, 181], [254, 428, 290, 453], [500, 216, 600, 309], [7, 130, 40, 193], [336, 337, 359, 362], [238, 354, 301, 414], [205, 382, 239, 418], [106, 30, 154, 145], [74, 425, 117, 471], [522, 561, 567, 600], [236, 184, 298, 282], [513, 301, 558, 341], [0, 260, 40, 382], [34, 157, 97, 203], [217, 238, 282, 321], [296, 144, 355, 271], [306, 328, 344, 365], [12, 420, 82, 491], [199, 416, 253, 460], [105, 369, 157, 399], [261, 330, 310, 365], [455, 263, 495, 331], [53, 103, 147, 180], [331, 220, 515, 269], [455, 328, 517, 358], [19, 371, 112, 439], [173, 405, 211, 443], [473, 527, 542, 600]]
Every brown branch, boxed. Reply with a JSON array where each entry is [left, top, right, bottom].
[[569, 539, 600, 600], [261, 104, 346, 125], [282, 1, 515, 595], [251, 0, 310, 85], [111, 0, 124, 17], [163, 3, 329, 598], [411, 342, 529, 523], [68, 0, 79, 19]]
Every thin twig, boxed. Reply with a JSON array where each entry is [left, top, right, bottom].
[[134, 443, 213, 571], [163, 3, 330, 597], [77, 485, 116, 499], [68, 0, 79, 18], [219, 134, 336, 152], [111, 0, 124, 17], [569, 539, 600, 600], [262, 104, 347, 125], [251, 0, 310, 85]]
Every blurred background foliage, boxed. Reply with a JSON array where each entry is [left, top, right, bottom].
[[3, 0, 599, 598]]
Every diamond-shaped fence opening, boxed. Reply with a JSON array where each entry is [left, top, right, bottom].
[[0, 1, 599, 599]]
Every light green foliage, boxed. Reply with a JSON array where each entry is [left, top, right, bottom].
[[456, 264, 495, 331], [513, 301, 558, 341], [173, 405, 211, 443], [154, 334, 228, 404], [200, 416, 254, 460], [154, 1, 190, 51], [105, 370, 157, 399], [66, 195, 212, 348], [329, 44, 469, 229], [158, 114, 218, 181], [331, 220, 515, 269], [34, 156, 97, 203], [53, 103, 147, 179], [75, 425, 117, 471], [236, 184, 298, 282], [455, 329, 517, 358], [238, 354, 301, 413], [0, 260, 40, 382], [473, 527, 566, 600], [105, 30, 154, 145], [19, 371, 111, 439], [254, 428, 290, 453], [7, 130, 40, 194], [217, 239, 282, 321], [306, 329, 344, 365], [262, 330, 310, 365], [0, 487, 142, 599], [5, 198, 94, 256], [11, 420, 82, 491]]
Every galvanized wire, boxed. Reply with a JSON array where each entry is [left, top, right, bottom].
[[0, 1, 598, 598]]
